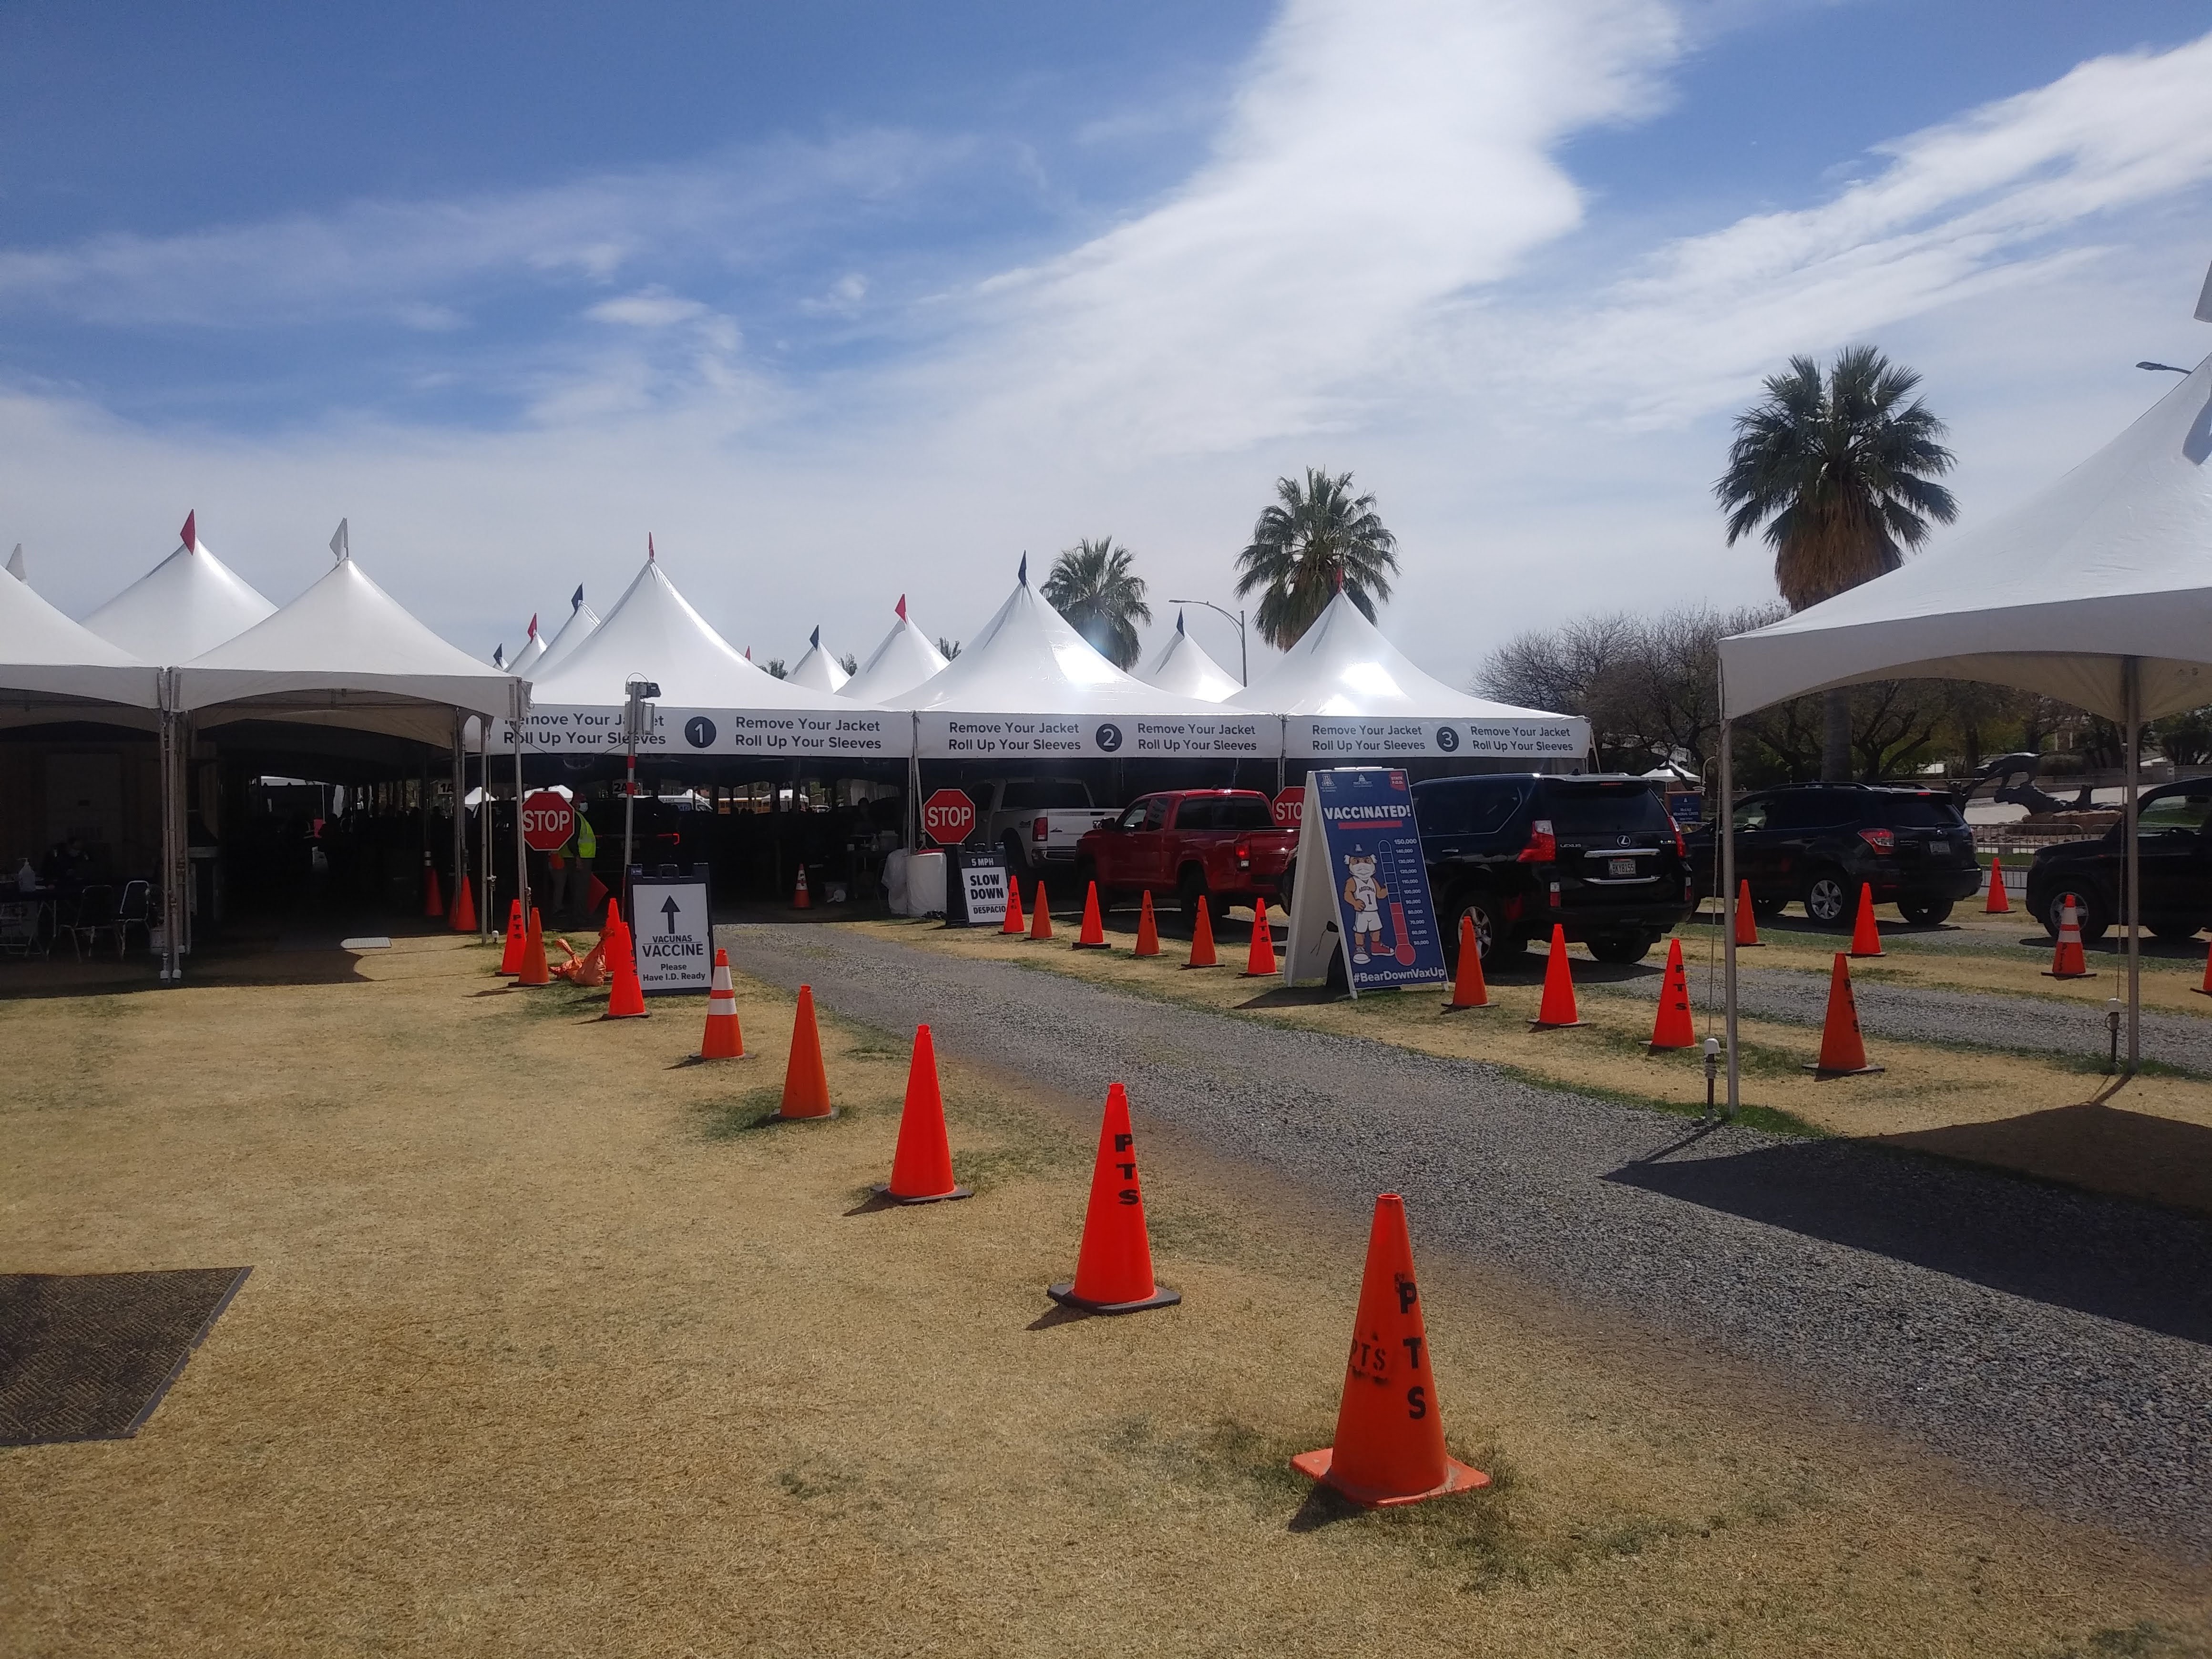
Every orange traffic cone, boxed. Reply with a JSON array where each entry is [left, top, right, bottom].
[[776, 985, 834, 1119], [422, 851, 444, 918], [1983, 855, 2011, 914], [1291, 1193, 1488, 1507], [1530, 924, 1582, 1028], [1649, 937, 1695, 1050], [879, 1025, 970, 1204], [1243, 898, 1278, 977], [1029, 881, 1054, 942], [1133, 890, 1161, 957], [565, 934, 606, 989], [2045, 894, 2094, 979], [517, 907, 552, 987], [792, 864, 811, 909], [1001, 876, 1026, 936], [1074, 881, 1109, 949], [604, 911, 647, 1018], [699, 948, 745, 1059], [1442, 915, 1489, 1010], [1734, 879, 1762, 946], [1185, 894, 1219, 969], [450, 874, 477, 933], [2194, 941, 2212, 998], [1848, 883, 1883, 956], [499, 899, 525, 974], [1047, 1083, 1179, 1314], [1804, 952, 1883, 1075]]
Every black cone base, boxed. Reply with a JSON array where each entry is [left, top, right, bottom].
[[1046, 1281, 1181, 1316], [870, 1183, 973, 1206]]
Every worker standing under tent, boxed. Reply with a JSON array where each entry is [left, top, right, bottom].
[[549, 807, 595, 927]]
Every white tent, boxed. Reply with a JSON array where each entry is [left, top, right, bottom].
[[1142, 611, 1242, 702], [840, 596, 948, 704], [82, 514, 276, 663], [515, 552, 897, 760], [901, 565, 1272, 759], [0, 556, 161, 708], [1229, 589, 1588, 763], [785, 626, 850, 694], [1712, 289, 2212, 1102], [532, 586, 601, 676]]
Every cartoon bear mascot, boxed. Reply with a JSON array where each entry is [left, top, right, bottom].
[[1341, 846, 1389, 965]]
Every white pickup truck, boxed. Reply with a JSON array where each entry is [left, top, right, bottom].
[[984, 778, 1118, 879]]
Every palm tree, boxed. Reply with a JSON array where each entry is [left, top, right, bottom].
[[1234, 468, 1398, 650], [1042, 537, 1151, 669], [1715, 345, 1957, 780]]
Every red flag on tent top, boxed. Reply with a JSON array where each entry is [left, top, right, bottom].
[[647, 532, 656, 562], [896, 594, 908, 621], [527, 614, 538, 639], [180, 511, 197, 553]]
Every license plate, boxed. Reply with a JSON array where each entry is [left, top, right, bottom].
[[1927, 845, 1950, 860], [1607, 858, 1637, 877]]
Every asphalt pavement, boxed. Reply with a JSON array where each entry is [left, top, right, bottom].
[[723, 921, 2212, 1555]]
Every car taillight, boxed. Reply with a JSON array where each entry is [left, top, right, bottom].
[[1033, 816, 1049, 841], [1858, 828, 1895, 853], [1234, 840, 1250, 865], [1671, 821, 1686, 859], [1517, 819, 1556, 862]]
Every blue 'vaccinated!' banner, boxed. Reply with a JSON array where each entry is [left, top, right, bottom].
[[1310, 768, 1448, 994]]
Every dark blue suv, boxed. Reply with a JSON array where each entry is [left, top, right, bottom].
[[1410, 774, 1694, 966]]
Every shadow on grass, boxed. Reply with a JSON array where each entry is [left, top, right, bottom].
[[696, 1086, 839, 1139]]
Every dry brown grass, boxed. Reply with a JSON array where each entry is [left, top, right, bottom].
[[1, 933, 2206, 1657]]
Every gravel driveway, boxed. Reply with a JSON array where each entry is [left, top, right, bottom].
[[724, 922, 2212, 1554]]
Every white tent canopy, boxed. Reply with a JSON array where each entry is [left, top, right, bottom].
[[840, 597, 948, 704], [82, 520, 276, 664], [178, 538, 516, 731], [0, 557, 161, 707], [516, 553, 896, 760], [901, 570, 1272, 760], [533, 587, 601, 676], [1230, 589, 1588, 763], [785, 627, 850, 693], [1142, 611, 1241, 702], [508, 614, 548, 678], [1722, 351, 2212, 723]]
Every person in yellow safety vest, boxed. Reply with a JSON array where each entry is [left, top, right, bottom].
[[549, 807, 597, 924]]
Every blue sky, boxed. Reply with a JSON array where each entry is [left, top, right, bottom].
[[4, 0, 2211, 677]]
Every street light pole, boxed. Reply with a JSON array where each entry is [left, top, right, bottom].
[[1168, 597, 1249, 684]]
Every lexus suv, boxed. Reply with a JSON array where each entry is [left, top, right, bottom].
[[1687, 783, 1979, 925], [2026, 778, 2212, 942], [1410, 774, 1694, 966]]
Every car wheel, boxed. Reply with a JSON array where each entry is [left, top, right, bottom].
[[2044, 886, 2111, 944], [1587, 933, 1654, 965], [1446, 891, 1521, 967], [1177, 866, 1210, 930], [2148, 917, 2204, 942], [1802, 871, 1852, 927], [1897, 896, 1953, 926]]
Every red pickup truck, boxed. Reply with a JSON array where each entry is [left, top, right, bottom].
[[1074, 789, 1296, 924]]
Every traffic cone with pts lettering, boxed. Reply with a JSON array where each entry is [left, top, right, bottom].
[[1047, 1084, 1179, 1315], [1243, 898, 1278, 977], [1442, 914, 1489, 1010], [1001, 876, 1026, 936], [877, 1024, 970, 1204], [1529, 924, 1582, 1028], [1291, 1193, 1489, 1507], [699, 949, 745, 1059], [1134, 890, 1161, 957], [499, 899, 526, 974], [1804, 953, 1883, 1075], [775, 985, 834, 1119], [1649, 937, 1695, 1050]]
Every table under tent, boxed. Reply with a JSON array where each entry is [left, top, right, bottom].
[[1713, 280, 2212, 1112]]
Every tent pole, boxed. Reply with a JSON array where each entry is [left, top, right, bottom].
[[512, 687, 529, 929], [450, 708, 465, 931], [2125, 656, 2141, 1073], [476, 715, 491, 941], [159, 669, 181, 983], [1719, 717, 1739, 1118]]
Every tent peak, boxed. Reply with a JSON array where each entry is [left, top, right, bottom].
[[2195, 256, 2211, 324], [896, 594, 907, 621]]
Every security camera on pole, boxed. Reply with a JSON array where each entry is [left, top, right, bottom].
[[622, 673, 660, 922]]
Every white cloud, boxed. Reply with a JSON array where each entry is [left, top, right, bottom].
[[585, 289, 714, 328]]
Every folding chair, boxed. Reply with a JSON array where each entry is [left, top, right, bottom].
[[63, 885, 119, 960], [116, 879, 153, 957]]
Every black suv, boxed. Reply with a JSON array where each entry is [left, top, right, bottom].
[[2026, 778, 2212, 942], [1411, 774, 1694, 966], [1687, 783, 1978, 925]]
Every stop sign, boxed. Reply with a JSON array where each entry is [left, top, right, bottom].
[[921, 788, 977, 846], [1272, 787, 1305, 831], [521, 789, 574, 852]]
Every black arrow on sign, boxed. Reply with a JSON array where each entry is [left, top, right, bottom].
[[661, 895, 681, 935]]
